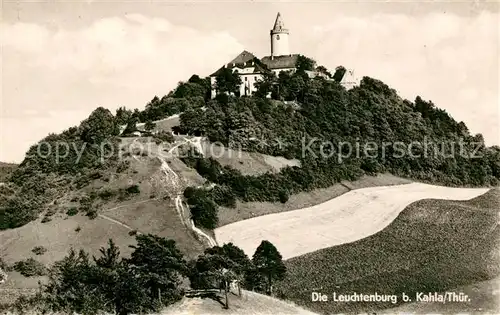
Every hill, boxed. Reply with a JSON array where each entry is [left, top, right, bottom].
[[274, 188, 500, 314], [1, 63, 499, 314]]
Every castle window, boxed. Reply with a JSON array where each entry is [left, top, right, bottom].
[[277, 35, 280, 40], [245, 77, 247, 81]]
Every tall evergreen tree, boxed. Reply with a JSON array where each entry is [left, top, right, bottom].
[[252, 240, 287, 296]]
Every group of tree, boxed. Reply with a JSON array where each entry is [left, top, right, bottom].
[[189, 240, 286, 309], [178, 74, 500, 188], [0, 107, 123, 230], [6, 236, 285, 314]]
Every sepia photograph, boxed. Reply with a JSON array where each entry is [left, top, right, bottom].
[[0, 0, 499, 314]]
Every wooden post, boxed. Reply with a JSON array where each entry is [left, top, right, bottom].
[[224, 281, 229, 309]]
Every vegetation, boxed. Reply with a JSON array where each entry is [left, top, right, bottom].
[[176, 72, 499, 230], [0, 107, 122, 230], [32, 246, 47, 256], [1, 55, 498, 237], [13, 258, 47, 277], [252, 241, 287, 295], [214, 67, 243, 97], [37, 236, 187, 315], [6, 236, 286, 314], [275, 189, 500, 314]]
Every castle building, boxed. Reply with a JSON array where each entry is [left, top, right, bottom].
[[209, 12, 357, 98]]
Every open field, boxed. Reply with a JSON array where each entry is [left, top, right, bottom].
[[215, 182, 489, 260], [200, 140, 300, 176], [275, 188, 500, 314], [217, 173, 411, 227]]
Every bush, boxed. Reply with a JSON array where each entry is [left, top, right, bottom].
[[32, 246, 47, 256], [125, 184, 140, 195], [86, 209, 98, 220], [13, 258, 47, 277], [41, 216, 52, 223], [98, 189, 115, 200], [188, 196, 218, 230], [278, 190, 289, 203], [66, 207, 78, 216]]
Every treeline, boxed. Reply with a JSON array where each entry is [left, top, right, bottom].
[[181, 149, 362, 229], [0, 73, 210, 231], [178, 73, 500, 187], [6, 236, 286, 315], [0, 107, 123, 230], [115, 75, 210, 125]]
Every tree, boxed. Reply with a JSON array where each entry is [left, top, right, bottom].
[[189, 243, 250, 309], [80, 107, 119, 144], [254, 71, 277, 98], [295, 55, 316, 72], [188, 196, 218, 229], [144, 120, 156, 132], [122, 117, 139, 136], [126, 234, 187, 307], [252, 240, 286, 296], [94, 239, 120, 269], [115, 107, 133, 125], [316, 65, 332, 78], [214, 68, 242, 96]]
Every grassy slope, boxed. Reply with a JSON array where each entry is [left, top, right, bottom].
[[276, 188, 500, 314], [217, 173, 411, 227], [161, 290, 318, 315], [384, 275, 500, 314], [0, 140, 206, 294]]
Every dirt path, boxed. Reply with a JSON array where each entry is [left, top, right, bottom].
[[215, 183, 490, 260], [98, 214, 135, 231]]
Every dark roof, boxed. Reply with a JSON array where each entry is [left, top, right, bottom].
[[260, 54, 299, 70], [210, 51, 266, 76], [272, 12, 288, 33], [229, 50, 256, 64]]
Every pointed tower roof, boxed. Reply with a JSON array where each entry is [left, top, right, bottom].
[[272, 12, 288, 33]]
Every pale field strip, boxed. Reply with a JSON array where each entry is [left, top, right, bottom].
[[214, 183, 490, 260]]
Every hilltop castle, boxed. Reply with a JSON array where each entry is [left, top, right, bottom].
[[210, 12, 358, 98]]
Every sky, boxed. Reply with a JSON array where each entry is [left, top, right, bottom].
[[1, 0, 499, 162]]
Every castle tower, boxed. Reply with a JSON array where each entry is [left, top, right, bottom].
[[270, 12, 290, 58]]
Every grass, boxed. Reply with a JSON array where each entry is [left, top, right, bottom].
[[275, 188, 500, 314], [0, 145, 207, 296], [385, 275, 500, 314], [162, 289, 318, 315], [200, 140, 300, 176]]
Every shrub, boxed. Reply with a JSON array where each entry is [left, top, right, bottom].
[[66, 207, 78, 216], [188, 196, 218, 230], [41, 216, 52, 223], [32, 246, 47, 256], [278, 189, 289, 203], [13, 258, 47, 277], [125, 184, 140, 195], [98, 189, 115, 200]]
